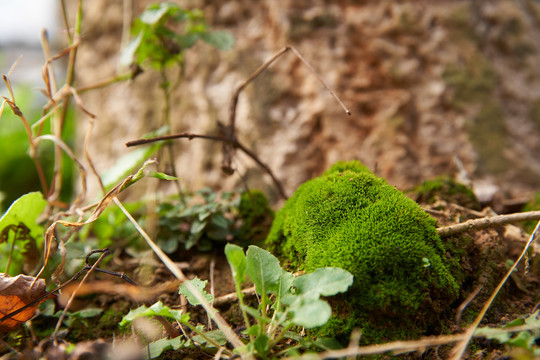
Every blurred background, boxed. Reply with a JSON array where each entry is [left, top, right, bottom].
[[2, 0, 540, 210]]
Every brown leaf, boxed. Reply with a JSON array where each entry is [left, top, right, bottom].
[[0, 273, 53, 332]]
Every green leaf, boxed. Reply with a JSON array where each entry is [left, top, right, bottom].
[[140, 3, 179, 25], [210, 213, 229, 229], [507, 331, 535, 349], [253, 334, 270, 355], [120, 301, 188, 327], [246, 245, 291, 296], [201, 31, 235, 50], [101, 145, 162, 189], [119, 32, 143, 68], [176, 33, 201, 49], [289, 298, 332, 328], [225, 244, 247, 285], [244, 324, 259, 336], [178, 277, 214, 305], [0, 192, 46, 241], [149, 171, 178, 181], [240, 305, 270, 323], [292, 267, 353, 299], [191, 330, 227, 347], [190, 219, 206, 235], [147, 336, 185, 359]]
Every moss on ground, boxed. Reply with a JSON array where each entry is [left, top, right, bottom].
[[266, 161, 462, 342], [237, 189, 274, 245], [412, 176, 480, 210]]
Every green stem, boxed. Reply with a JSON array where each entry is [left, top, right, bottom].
[[159, 67, 184, 202], [236, 283, 254, 342]]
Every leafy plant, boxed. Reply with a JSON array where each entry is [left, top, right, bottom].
[[120, 2, 234, 70], [225, 244, 353, 357], [156, 188, 236, 252], [156, 188, 273, 253], [119, 245, 352, 359]]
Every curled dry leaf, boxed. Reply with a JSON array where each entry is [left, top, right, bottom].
[[0, 273, 53, 332]]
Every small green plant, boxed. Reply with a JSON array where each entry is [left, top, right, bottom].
[[156, 188, 274, 253], [120, 245, 353, 359], [121, 2, 234, 71], [412, 175, 480, 210], [224, 244, 352, 357]]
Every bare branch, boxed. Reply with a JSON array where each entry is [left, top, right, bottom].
[[437, 211, 540, 237], [126, 132, 288, 199]]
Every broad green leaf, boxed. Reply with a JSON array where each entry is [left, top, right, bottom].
[[293, 267, 353, 298], [289, 298, 332, 328], [244, 324, 259, 336], [224, 243, 247, 285], [147, 336, 185, 359], [201, 31, 235, 50], [178, 277, 214, 305], [253, 334, 270, 355], [0, 192, 46, 241], [120, 301, 188, 327], [246, 245, 288, 296]]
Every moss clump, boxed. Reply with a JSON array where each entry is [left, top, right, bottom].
[[266, 161, 460, 341], [412, 176, 480, 210]]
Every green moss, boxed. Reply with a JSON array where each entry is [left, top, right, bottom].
[[237, 190, 274, 245], [266, 161, 461, 342], [413, 176, 480, 210]]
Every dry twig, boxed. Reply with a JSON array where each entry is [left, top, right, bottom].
[[126, 46, 351, 200], [437, 210, 540, 237]]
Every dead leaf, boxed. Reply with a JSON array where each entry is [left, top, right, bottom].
[[0, 273, 53, 332]]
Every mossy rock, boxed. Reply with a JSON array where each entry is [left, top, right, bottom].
[[412, 176, 480, 210], [266, 161, 461, 342]]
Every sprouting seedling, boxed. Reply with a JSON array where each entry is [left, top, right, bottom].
[[126, 46, 351, 199]]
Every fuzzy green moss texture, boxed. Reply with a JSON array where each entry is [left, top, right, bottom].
[[266, 161, 459, 324]]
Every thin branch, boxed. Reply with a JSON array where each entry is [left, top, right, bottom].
[[126, 132, 288, 199], [437, 210, 540, 237], [52, 249, 109, 341]]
